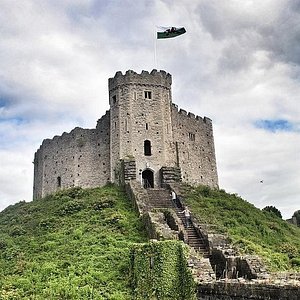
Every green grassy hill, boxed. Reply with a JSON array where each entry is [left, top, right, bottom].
[[183, 185, 300, 271], [0, 185, 147, 299], [1, 184, 300, 299]]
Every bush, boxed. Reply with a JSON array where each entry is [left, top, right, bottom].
[[65, 187, 86, 199], [92, 197, 116, 211], [290, 257, 300, 267], [280, 243, 299, 259], [9, 226, 26, 237], [262, 206, 282, 219], [39, 217, 56, 230], [198, 186, 211, 197], [59, 200, 85, 216], [0, 240, 8, 250]]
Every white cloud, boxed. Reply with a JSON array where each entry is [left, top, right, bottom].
[[0, 0, 299, 219]]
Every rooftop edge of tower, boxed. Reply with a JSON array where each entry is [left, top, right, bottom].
[[108, 69, 172, 91]]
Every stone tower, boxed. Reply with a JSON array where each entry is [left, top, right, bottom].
[[109, 70, 177, 187]]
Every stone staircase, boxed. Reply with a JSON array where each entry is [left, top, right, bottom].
[[176, 208, 209, 258], [147, 188, 174, 209], [146, 188, 209, 257]]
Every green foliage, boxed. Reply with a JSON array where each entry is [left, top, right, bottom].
[[262, 206, 282, 219], [184, 185, 300, 271], [92, 197, 116, 211], [290, 257, 300, 267], [130, 240, 196, 300], [58, 199, 86, 216], [9, 225, 26, 237], [280, 243, 299, 259], [0, 185, 148, 299]]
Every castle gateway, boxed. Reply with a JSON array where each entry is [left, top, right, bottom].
[[33, 70, 218, 199]]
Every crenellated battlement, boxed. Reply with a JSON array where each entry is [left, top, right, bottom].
[[171, 103, 212, 125], [108, 69, 172, 91], [38, 127, 92, 150]]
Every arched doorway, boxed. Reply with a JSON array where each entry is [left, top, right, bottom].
[[142, 169, 154, 188]]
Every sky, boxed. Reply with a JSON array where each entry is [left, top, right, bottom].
[[0, 0, 299, 219]]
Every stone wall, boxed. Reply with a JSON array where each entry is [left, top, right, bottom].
[[197, 281, 300, 300], [171, 104, 218, 188], [33, 112, 110, 199]]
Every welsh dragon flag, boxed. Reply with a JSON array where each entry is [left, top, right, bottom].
[[157, 26, 186, 39]]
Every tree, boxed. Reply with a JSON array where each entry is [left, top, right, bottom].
[[262, 206, 282, 219]]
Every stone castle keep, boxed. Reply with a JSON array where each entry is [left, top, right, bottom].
[[33, 70, 218, 199]]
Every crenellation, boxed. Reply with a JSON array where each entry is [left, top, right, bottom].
[[172, 103, 178, 110], [109, 69, 172, 92], [179, 109, 187, 115], [203, 116, 212, 124]]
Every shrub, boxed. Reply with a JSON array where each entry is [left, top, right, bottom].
[[280, 243, 299, 259], [262, 206, 282, 219], [9, 226, 26, 237], [92, 197, 116, 211], [39, 217, 56, 230], [290, 257, 300, 267], [64, 187, 86, 199], [0, 240, 7, 250], [59, 200, 85, 216], [199, 186, 211, 197]]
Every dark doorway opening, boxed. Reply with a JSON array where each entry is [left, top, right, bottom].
[[142, 169, 154, 188]]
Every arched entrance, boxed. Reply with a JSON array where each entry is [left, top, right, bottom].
[[142, 169, 154, 188]]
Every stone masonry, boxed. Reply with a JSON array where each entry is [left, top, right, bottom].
[[33, 70, 218, 199]]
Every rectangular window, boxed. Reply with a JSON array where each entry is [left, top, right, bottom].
[[112, 95, 117, 105], [144, 91, 152, 99], [188, 132, 195, 141]]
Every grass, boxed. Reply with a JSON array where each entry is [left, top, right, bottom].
[[0, 185, 147, 299], [183, 185, 300, 271], [1, 183, 300, 299]]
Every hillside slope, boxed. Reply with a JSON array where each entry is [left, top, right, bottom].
[[183, 185, 300, 271], [0, 186, 147, 299], [1, 184, 300, 299]]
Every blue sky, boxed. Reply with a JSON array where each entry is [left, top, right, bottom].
[[255, 119, 295, 132], [0, 0, 299, 219]]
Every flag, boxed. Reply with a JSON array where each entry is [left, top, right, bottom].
[[157, 26, 186, 39]]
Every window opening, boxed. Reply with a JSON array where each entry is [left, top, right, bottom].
[[146, 123, 148, 130], [188, 132, 195, 141], [112, 95, 117, 105], [144, 140, 151, 156], [57, 176, 61, 188], [144, 91, 152, 99]]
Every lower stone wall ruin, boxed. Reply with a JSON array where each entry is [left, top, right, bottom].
[[33, 112, 110, 199], [197, 281, 300, 300]]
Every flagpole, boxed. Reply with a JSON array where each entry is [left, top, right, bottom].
[[154, 26, 157, 69]]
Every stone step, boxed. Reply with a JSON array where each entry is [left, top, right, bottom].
[[147, 188, 210, 257]]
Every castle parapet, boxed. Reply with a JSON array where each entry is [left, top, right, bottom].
[[108, 69, 172, 91], [172, 104, 214, 125]]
